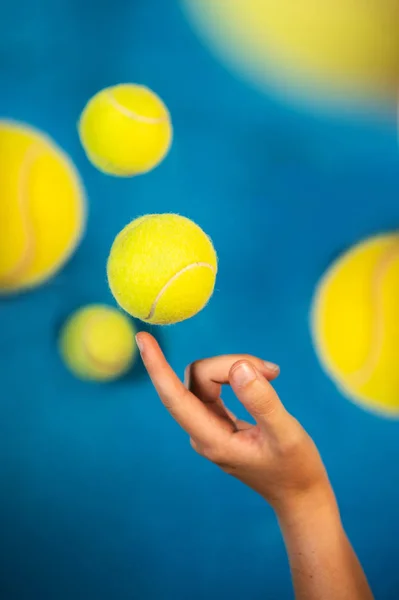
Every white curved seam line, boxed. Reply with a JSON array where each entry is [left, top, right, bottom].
[[350, 241, 399, 387], [107, 91, 168, 124], [0, 143, 41, 284], [146, 262, 215, 321]]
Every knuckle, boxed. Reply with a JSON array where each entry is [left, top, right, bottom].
[[189, 439, 219, 462], [185, 360, 203, 386], [276, 425, 306, 456], [245, 381, 283, 420], [189, 359, 205, 377], [190, 438, 200, 453], [161, 397, 174, 412], [161, 390, 178, 412], [201, 445, 225, 464], [219, 463, 238, 475], [190, 440, 237, 473], [183, 365, 191, 387], [249, 387, 275, 416], [162, 387, 189, 415]]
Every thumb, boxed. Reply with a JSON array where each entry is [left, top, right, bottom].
[[229, 360, 287, 432]]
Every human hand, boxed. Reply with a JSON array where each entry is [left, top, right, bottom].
[[136, 332, 331, 517]]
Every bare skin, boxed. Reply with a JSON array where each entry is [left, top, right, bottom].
[[136, 332, 374, 600]]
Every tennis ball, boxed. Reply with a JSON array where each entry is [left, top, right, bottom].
[[107, 214, 218, 325], [183, 0, 399, 108], [0, 120, 86, 295], [59, 304, 137, 381], [78, 84, 172, 177], [311, 233, 399, 417]]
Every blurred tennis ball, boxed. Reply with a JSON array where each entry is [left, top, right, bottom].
[[107, 214, 218, 325], [0, 121, 86, 294], [182, 0, 399, 108], [59, 304, 137, 381], [312, 234, 399, 417], [78, 84, 173, 176]]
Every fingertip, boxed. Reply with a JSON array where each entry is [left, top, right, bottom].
[[135, 332, 145, 354], [263, 361, 280, 380], [263, 360, 280, 377], [135, 331, 158, 356]]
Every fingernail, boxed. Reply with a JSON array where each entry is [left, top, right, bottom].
[[264, 361, 280, 373], [135, 334, 144, 353], [231, 362, 257, 387]]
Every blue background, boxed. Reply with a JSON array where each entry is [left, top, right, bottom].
[[1, 1, 399, 598]]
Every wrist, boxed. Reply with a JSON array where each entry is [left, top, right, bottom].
[[273, 480, 339, 529]]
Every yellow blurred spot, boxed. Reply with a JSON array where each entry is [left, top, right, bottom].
[[59, 305, 137, 381], [0, 121, 86, 294], [182, 0, 399, 108], [312, 234, 399, 417]]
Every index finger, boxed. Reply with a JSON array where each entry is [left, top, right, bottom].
[[136, 332, 232, 446]]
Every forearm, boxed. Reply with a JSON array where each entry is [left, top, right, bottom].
[[276, 486, 373, 600]]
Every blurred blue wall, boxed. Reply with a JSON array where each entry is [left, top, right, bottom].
[[1, 1, 399, 598]]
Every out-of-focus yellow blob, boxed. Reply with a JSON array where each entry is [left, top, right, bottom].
[[312, 234, 399, 417], [0, 121, 86, 294], [59, 304, 137, 381], [182, 0, 399, 108]]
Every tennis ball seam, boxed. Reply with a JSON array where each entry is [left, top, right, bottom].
[[311, 238, 399, 392], [349, 243, 399, 388], [146, 261, 216, 321], [106, 89, 169, 125], [0, 141, 42, 286]]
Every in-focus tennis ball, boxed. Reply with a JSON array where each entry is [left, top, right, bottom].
[[0, 121, 86, 294], [311, 233, 399, 417], [107, 214, 218, 325], [59, 304, 137, 381], [182, 0, 399, 109], [78, 84, 172, 177]]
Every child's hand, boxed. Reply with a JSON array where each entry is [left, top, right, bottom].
[[137, 332, 373, 599], [136, 332, 329, 515]]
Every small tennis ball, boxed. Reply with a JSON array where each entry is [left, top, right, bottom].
[[0, 120, 86, 294], [311, 233, 399, 417], [59, 304, 137, 381], [107, 214, 218, 325], [78, 83, 172, 177]]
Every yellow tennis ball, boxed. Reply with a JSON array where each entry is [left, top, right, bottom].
[[0, 120, 86, 295], [107, 214, 218, 325], [182, 0, 399, 108], [78, 84, 173, 177], [59, 304, 137, 381], [311, 233, 399, 417]]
